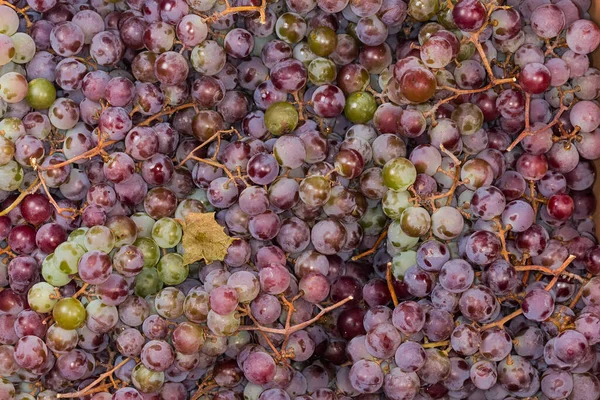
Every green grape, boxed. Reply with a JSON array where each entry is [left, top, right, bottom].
[[457, 41, 476, 62], [41, 253, 71, 287], [382, 157, 417, 191], [392, 251, 417, 279], [175, 199, 206, 221], [131, 363, 165, 393], [131, 212, 156, 238], [84, 225, 115, 253], [382, 189, 412, 220], [190, 40, 226, 75], [437, 6, 457, 29], [400, 206, 431, 237], [53, 298, 86, 330], [134, 237, 161, 268], [264, 102, 299, 136], [408, 0, 440, 22], [188, 189, 215, 212], [68, 227, 89, 247], [155, 287, 185, 319], [451, 103, 484, 136], [307, 26, 337, 57], [28, 282, 58, 313], [358, 204, 388, 236], [105, 216, 137, 247], [25, 78, 56, 110], [16, 394, 35, 400], [207, 310, 241, 336], [152, 218, 183, 249], [0, 160, 23, 191], [0, 39, 14, 66], [418, 22, 443, 45], [0, 379, 14, 400], [10, 33, 35, 64], [0, 6, 19, 35], [0, 135, 15, 165], [388, 220, 419, 251], [344, 91, 377, 124], [275, 12, 307, 44], [0, 72, 27, 103], [307, 57, 336, 85], [299, 175, 331, 207], [157, 253, 189, 285], [0, 117, 24, 142], [293, 42, 317, 66], [134, 268, 164, 297], [54, 241, 86, 275], [38, 391, 58, 400]]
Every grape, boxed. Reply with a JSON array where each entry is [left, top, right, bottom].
[[52, 297, 86, 330]]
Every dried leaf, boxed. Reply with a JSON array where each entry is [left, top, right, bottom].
[[181, 212, 234, 265]]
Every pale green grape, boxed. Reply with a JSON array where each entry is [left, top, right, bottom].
[[358, 204, 388, 236], [388, 220, 419, 251], [131, 363, 165, 393], [68, 227, 89, 247], [0, 117, 25, 142], [0, 72, 28, 103], [15, 394, 35, 400], [0, 160, 22, 191], [0, 6, 19, 35], [155, 287, 185, 319], [382, 157, 417, 191], [134, 268, 164, 297], [157, 253, 188, 285], [188, 188, 215, 212], [152, 218, 182, 249], [392, 251, 417, 279], [10, 33, 35, 64], [54, 241, 86, 275], [382, 190, 412, 220], [207, 310, 241, 336], [28, 282, 58, 313], [134, 237, 160, 268], [131, 212, 155, 238], [41, 253, 72, 287], [84, 225, 115, 253]]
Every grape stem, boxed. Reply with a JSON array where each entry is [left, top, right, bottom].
[[239, 295, 354, 335], [493, 218, 511, 262], [506, 93, 572, 152], [191, 377, 219, 400], [479, 308, 523, 331], [480, 255, 576, 331], [427, 77, 516, 124], [513, 255, 576, 278], [386, 262, 399, 307], [38, 170, 80, 218], [72, 282, 90, 299], [243, 303, 284, 360], [136, 102, 197, 127], [0, 178, 41, 217], [422, 340, 450, 348], [203, 0, 268, 24], [176, 128, 238, 168], [351, 226, 388, 261], [56, 357, 131, 398], [569, 273, 592, 308]]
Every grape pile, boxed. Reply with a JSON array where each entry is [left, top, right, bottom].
[[0, 0, 600, 399]]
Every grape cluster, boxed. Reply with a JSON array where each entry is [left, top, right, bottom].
[[0, 0, 600, 399]]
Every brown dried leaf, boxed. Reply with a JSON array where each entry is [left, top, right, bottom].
[[181, 212, 234, 265]]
